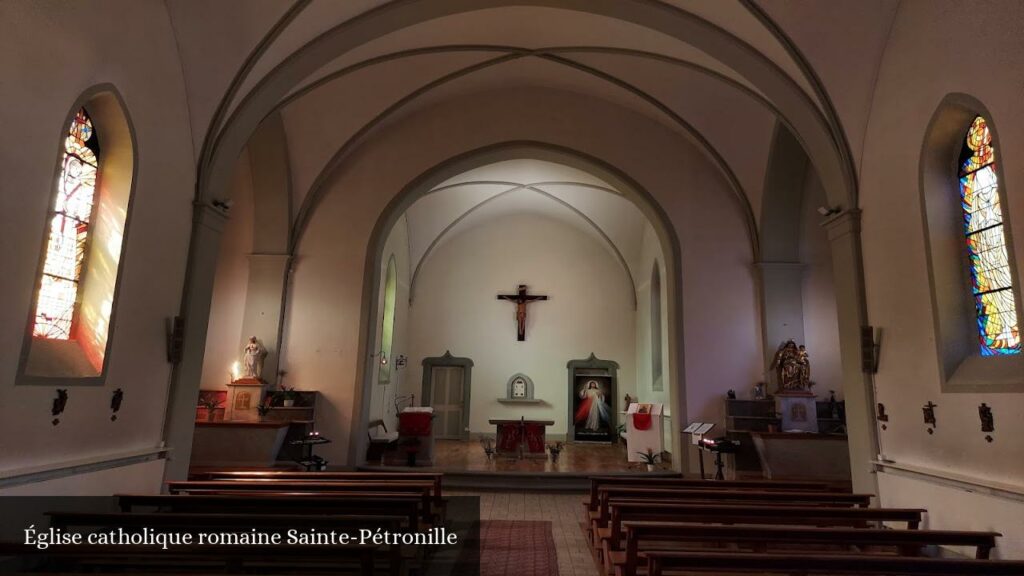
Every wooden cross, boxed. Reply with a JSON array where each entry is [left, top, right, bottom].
[[497, 284, 548, 341]]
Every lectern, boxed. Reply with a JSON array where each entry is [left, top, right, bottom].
[[624, 403, 665, 462]]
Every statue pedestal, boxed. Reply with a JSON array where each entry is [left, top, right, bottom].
[[775, 391, 818, 433], [227, 377, 265, 422]]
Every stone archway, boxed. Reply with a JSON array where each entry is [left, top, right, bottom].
[[348, 141, 687, 468]]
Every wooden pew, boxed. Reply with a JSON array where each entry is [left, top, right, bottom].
[[585, 477, 835, 513], [597, 501, 926, 555], [117, 493, 423, 530], [642, 550, 1024, 576], [166, 479, 436, 522], [611, 523, 1001, 576], [1, 542, 382, 576], [592, 486, 872, 530], [44, 510, 409, 575], [167, 489, 435, 526], [190, 470, 445, 507]]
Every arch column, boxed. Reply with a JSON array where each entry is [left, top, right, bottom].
[[162, 203, 228, 483], [823, 209, 879, 495]]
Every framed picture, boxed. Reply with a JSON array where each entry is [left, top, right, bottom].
[[572, 375, 614, 442]]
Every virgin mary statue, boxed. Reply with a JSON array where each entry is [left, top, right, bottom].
[[575, 380, 610, 431]]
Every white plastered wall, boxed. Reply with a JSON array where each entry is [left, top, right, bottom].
[[0, 2, 196, 493], [403, 213, 636, 438], [200, 152, 255, 391], [799, 167, 843, 396], [280, 86, 761, 466], [858, 1, 1024, 558]]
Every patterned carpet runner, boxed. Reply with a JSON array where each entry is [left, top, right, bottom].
[[480, 520, 559, 576]]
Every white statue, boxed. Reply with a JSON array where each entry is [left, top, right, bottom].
[[242, 336, 266, 379]]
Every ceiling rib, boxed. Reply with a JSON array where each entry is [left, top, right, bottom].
[[288, 50, 759, 259], [408, 180, 638, 308]]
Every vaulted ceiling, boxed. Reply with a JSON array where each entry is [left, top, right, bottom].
[[399, 159, 652, 306], [163, 0, 901, 232]]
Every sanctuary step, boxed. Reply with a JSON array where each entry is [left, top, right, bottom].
[[358, 466, 677, 492]]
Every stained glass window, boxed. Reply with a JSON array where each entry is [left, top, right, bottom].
[[33, 109, 101, 340], [958, 116, 1020, 356]]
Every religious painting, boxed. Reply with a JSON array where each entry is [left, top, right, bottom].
[[573, 375, 614, 442]]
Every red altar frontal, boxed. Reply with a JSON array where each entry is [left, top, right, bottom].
[[489, 418, 555, 459]]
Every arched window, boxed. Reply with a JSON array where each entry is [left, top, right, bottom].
[[33, 109, 100, 340], [378, 256, 398, 384], [650, 262, 663, 391], [958, 116, 1020, 356], [20, 90, 135, 384]]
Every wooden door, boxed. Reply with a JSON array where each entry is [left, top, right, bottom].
[[430, 366, 465, 439]]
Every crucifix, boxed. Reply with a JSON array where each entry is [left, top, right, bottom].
[[497, 284, 548, 341]]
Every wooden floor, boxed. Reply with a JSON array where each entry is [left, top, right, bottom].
[[452, 490, 600, 576], [382, 439, 663, 473]]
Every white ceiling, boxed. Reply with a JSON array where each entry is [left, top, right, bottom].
[[401, 159, 650, 304], [161, 0, 901, 224]]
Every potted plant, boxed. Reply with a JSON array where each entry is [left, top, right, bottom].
[[638, 447, 660, 471], [256, 396, 272, 422], [277, 385, 298, 407], [198, 398, 223, 421], [547, 441, 565, 463]]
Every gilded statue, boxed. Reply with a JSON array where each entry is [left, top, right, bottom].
[[769, 340, 812, 392]]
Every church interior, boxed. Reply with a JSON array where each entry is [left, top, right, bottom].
[[2, 1, 1024, 574]]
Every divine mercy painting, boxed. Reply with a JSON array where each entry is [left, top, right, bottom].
[[573, 375, 613, 442]]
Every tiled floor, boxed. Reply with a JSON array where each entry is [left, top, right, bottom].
[[455, 491, 599, 576]]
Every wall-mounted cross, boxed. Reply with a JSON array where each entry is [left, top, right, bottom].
[[497, 284, 548, 341]]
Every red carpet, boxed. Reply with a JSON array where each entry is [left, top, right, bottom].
[[480, 520, 559, 576]]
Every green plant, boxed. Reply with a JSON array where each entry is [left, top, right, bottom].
[[276, 385, 298, 403], [637, 448, 660, 465], [256, 396, 272, 417]]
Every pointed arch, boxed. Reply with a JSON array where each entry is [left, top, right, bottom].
[[18, 85, 137, 385]]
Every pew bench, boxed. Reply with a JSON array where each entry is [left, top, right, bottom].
[[44, 511, 409, 576], [641, 550, 1024, 576], [584, 477, 835, 514], [0, 542, 385, 576], [595, 501, 926, 555], [592, 487, 873, 530], [610, 522, 1001, 576], [166, 480, 437, 522], [189, 470, 445, 510], [119, 492, 425, 531]]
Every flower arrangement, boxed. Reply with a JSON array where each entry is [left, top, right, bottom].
[[548, 441, 565, 462], [198, 397, 222, 410], [198, 397, 223, 421], [276, 385, 298, 406], [256, 396, 272, 419]]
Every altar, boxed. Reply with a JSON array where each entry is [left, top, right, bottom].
[[489, 418, 555, 459]]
